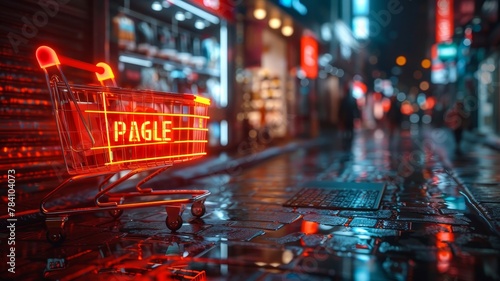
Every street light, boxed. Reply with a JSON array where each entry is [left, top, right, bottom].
[[253, 0, 266, 20], [396, 56, 406, 66], [281, 16, 293, 36], [269, 9, 281, 29]]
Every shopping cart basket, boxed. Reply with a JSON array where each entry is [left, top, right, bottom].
[[36, 46, 211, 244]]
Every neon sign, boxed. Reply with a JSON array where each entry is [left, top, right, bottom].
[[36, 45, 212, 174], [279, 0, 307, 15], [113, 120, 172, 142], [436, 0, 454, 42], [301, 34, 318, 79]]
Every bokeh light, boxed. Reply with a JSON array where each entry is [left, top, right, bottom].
[[421, 59, 431, 69], [396, 56, 407, 66], [420, 81, 429, 91]]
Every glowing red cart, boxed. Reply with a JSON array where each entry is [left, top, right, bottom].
[[36, 46, 211, 244]]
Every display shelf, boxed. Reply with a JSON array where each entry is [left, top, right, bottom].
[[119, 50, 220, 77], [239, 69, 287, 138]]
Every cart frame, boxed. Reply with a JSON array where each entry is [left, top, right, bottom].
[[36, 46, 211, 244]]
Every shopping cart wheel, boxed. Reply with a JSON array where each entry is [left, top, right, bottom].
[[46, 228, 66, 245], [109, 209, 123, 219], [45, 216, 68, 245], [165, 215, 183, 231], [191, 201, 206, 217]]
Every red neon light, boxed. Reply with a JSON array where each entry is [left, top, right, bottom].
[[90, 140, 207, 151], [173, 140, 208, 143], [436, 0, 454, 42], [36, 45, 103, 74], [104, 152, 207, 166], [92, 142, 169, 150], [81, 107, 209, 166], [84, 110, 210, 119], [36, 45, 211, 174], [59, 55, 104, 74], [36, 46, 60, 68], [300, 33, 318, 79], [173, 127, 209, 131], [113, 120, 173, 143]]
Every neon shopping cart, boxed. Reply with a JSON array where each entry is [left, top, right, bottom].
[[36, 46, 211, 244]]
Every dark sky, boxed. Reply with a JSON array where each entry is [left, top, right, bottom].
[[368, 0, 431, 87]]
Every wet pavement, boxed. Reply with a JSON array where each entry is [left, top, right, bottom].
[[2, 126, 500, 280]]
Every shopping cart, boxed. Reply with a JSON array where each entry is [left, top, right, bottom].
[[36, 46, 211, 244]]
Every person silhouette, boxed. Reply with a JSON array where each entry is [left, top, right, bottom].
[[386, 95, 402, 139], [338, 85, 360, 141], [445, 100, 469, 154]]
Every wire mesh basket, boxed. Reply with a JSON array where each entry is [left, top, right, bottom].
[[36, 46, 211, 244]]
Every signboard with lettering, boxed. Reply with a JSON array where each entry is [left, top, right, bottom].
[[437, 42, 457, 60], [301, 34, 318, 79], [436, 0, 454, 43]]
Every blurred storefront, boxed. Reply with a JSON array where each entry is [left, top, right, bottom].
[[474, 0, 500, 135], [0, 0, 237, 193], [0, 0, 334, 193], [451, 0, 500, 135], [235, 0, 331, 146], [108, 0, 236, 151]]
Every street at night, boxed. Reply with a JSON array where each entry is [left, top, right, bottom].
[[2, 0, 500, 280]]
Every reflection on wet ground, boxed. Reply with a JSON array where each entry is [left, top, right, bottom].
[[2, 126, 500, 280]]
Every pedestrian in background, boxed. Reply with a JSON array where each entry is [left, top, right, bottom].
[[445, 100, 469, 154], [386, 95, 402, 139], [338, 85, 360, 140]]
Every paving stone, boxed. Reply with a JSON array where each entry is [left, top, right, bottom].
[[196, 226, 265, 241], [264, 232, 305, 244], [381, 220, 412, 230], [302, 215, 349, 226], [396, 215, 470, 225], [326, 234, 374, 254], [227, 210, 301, 224], [338, 210, 393, 219], [348, 218, 378, 228], [230, 221, 284, 230], [301, 234, 328, 247]]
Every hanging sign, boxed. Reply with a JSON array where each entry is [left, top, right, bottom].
[[436, 0, 454, 42], [300, 34, 318, 79]]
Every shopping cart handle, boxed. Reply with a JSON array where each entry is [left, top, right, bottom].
[[95, 62, 115, 83], [37, 46, 117, 87], [36, 46, 60, 69]]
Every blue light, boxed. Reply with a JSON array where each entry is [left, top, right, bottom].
[[280, 0, 292, 7], [353, 0, 369, 16], [279, 0, 307, 15], [353, 16, 369, 39]]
